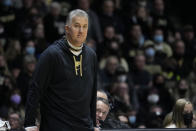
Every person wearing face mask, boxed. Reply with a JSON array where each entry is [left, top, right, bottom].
[[165, 40, 192, 80], [153, 28, 172, 58], [146, 105, 164, 128], [143, 42, 162, 75], [172, 79, 193, 103], [8, 89, 25, 121], [152, 74, 174, 113], [127, 109, 137, 128], [145, 47, 155, 59], [166, 99, 194, 128], [147, 92, 160, 105], [24, 40, 36, 56], [9, 89, 24, 112]]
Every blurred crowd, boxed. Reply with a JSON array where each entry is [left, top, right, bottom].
[[0, 0, 196, 130]]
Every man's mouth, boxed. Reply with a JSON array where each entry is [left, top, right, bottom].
[[77, 34, 82, 38]]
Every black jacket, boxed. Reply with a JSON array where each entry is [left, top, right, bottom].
[[24, 38, 97, 131]]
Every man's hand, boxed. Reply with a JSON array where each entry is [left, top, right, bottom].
[[94, 127, 100, 131], [25, 126, 39, 131]]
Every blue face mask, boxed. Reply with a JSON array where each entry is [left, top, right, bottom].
[[145, 48, 155, 57], [26, 47, 35, 55], [129, 116, 136, 124], [139, 36, 145, 47], [10, 94, 21, 105], [154, 35, 163, 43]]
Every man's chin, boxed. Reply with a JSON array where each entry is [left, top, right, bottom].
[[74, 40, 85, 46]]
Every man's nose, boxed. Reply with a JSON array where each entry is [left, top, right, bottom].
[[79, 27, 83, 33], [98, 112, 103, 118]]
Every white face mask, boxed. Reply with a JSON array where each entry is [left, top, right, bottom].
[[155, 111, 161, 116], [147, 94, 159, 104]]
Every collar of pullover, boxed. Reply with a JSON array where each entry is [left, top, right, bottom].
[[67, 39, 83, 51]]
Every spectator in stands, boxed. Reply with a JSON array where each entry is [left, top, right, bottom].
[[96, 95, 130, 129], [108, 82, 132, 125], [17, 55, 36, 105], [123, 24, 145, 67], [97, 90, 108, 100], [99, 0, 124, 34], [163, 112, 173, 127], [33, 24, 48, 57], [117, 82, 131, 107], [96, 97, 110, 128], [77, 0, 103, 43], [151, 0, 174, 36], [33, 0, 48, 17], [9, 89, 25, 119], [8, 112, 25, 131], [99, 41, 129, 73], [172, 79, 193, 103], [129, 6, 152, 38], [166, 99, 194, 128], [0, 0, 16, 38], [99, 55, 120, 87], [23, 40, 36, 57], [152, 74, 174, 112], [131, 54, 152, 88], [146, 105, 164, 128], [5, 39, 22, 69], [129, 54, 152, 113], [163, 40, 192, 80], [97, 25, 123, 60], [44, 2, 65, 44], [15, 0, 38, 42], [98, 26, 128, 72], [153, 28, 172, 58], [182, 25, 196, 59], [143, 41, 162, 75]]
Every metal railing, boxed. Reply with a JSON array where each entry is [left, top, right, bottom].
[[102, 129, 196, 131]]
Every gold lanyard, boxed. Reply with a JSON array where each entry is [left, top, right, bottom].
[[73, 55, 82, 77]]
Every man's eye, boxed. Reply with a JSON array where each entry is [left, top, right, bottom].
[[75, 25, 80, 28]]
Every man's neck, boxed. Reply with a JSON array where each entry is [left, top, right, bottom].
[[66, 38, 83, 56]]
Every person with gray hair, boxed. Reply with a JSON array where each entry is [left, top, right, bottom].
[[24, 9, 98, 131]]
